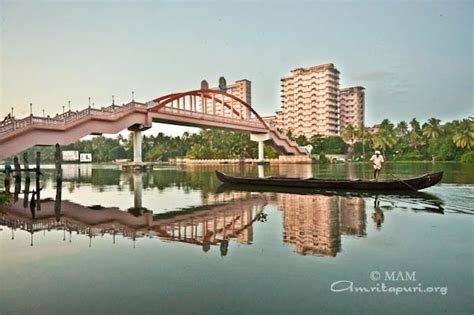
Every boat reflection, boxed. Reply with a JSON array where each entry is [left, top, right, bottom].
[[0, 171, 444, 257]]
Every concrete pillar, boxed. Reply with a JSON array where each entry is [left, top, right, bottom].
[[258, 164, 265, 178], [132, 130, 143, 163], [132, 172, 143, 209], [258, 141, 264, 161], [250, 133, 271, 163]]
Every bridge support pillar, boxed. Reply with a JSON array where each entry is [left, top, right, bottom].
[[258, 141, 264, 161], [132, 173, 143, 209], [250, 133, 271, 164], [132, 130, 143, 164]]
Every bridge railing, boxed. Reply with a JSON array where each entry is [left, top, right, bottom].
[[0, 102, 144, 136], [159, 106, 265, 129]]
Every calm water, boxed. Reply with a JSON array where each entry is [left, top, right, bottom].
[[1, 162, 473, 315]]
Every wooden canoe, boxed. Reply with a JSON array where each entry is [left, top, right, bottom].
[[215, 170, 443, 192]]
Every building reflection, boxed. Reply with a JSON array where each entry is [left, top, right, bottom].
[[278, 193, 366, 257], [1, 165, 448, 258], [1, 191, 367, 258], [1, 173, 372, 257]]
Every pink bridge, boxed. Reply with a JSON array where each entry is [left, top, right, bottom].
[[0, 89, 306, 160]]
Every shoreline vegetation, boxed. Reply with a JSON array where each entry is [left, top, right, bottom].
[[5, 116, 473, 164]]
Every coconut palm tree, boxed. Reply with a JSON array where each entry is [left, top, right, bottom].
[[422, 118, 442, 140], [407, 130, 423, 150], [342, 124, 357, 156], [380, 119, 395, 131], [452, 118, 474, 150], [342, 124, 356, 146], [395, 121, 409, 137], [354, 126, 372, 157], [372, 128, 397, 153], [409, 118, 421, 134]]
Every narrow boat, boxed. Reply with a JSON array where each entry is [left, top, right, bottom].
[[215, 170, 443, 192]]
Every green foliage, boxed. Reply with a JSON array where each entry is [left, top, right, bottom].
[[8, 116, 472, 163], [341, 124, 356, 145], [185, 129, 261, 159], [395, 121, 409, 137], [391, 151, 424, 161], [308, 116, 472, 162], [422, 118, 442, 140], [427, 136, 461, 161], [318, 153, 329, 164], [310, 135, 348, 154], [372, 127, 397, 153], [0, 193, 11, 205], [294, 135, 310, 146], [460, 151, 474, 163], [452, 118, 474, 150]]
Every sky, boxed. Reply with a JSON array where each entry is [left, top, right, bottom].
[[1, 0, 472, 137]]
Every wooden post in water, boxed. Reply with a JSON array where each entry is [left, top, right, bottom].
[[54, 144, 62, 182], [35, 151, 41, 211], [3, 160, 12, 194], [14, 172, 21, 202], [54, 144, 63, 221], [54, 180, 62, 222], [23, 174, 30, 209], [23, 152, 30, 180], [23, 152, 31, 208], [13, 156, 21, 179]]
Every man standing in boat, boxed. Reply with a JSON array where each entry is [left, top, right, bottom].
[[370, 150, 384, 180]]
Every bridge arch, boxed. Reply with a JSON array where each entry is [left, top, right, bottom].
[[0, 89, 307, 160], [150, 89, 269, 126]]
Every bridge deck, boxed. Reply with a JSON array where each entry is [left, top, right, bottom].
[[0, 90, 307, 158]]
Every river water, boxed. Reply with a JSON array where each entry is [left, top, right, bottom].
[[1, 162, 473, 314]]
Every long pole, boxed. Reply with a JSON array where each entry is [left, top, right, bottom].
[[386, 172, 418, 191]]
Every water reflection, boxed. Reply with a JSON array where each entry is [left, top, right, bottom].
[[0, 166, 449, 258], [278, 193, 365, 256], [1, 180, 267, 255], [372, 195, 384, 229]]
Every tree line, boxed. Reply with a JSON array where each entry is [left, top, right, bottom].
[[290, 116, 473, 162], [11, 116, 474, 163]]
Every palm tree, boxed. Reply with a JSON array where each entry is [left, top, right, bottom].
[[409, 118, 421, 134], [452, 118, 474, 150], [422, 118, 442, 140], [372, 128, 397, 154], [395, 121, 409, 137], [341, 124, 356, 154], [407, 130, 423, 150], [380, 119, 394, 131], [355, 126, 372, 157]]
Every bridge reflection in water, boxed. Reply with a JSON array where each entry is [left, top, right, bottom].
[[1, 173, 370, 257]]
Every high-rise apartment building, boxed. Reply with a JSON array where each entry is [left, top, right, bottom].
[[206, 79, 252, 118], [276, 63, 340, 138], [340, 86, 365, 132]]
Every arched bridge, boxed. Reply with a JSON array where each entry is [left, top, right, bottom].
[[0, 89, 306, 160]]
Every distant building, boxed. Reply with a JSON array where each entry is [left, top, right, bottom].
[[340, 86, 365, 133], [276, 63, 340, 139], [369, 124, 380, 135], [206, 79, 252, 118], [261, 115, 277, 127]]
